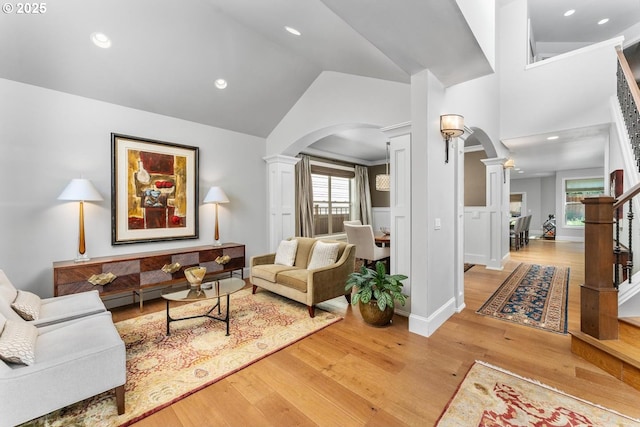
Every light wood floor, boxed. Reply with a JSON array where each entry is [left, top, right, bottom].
[[111, 239, 640, 426]]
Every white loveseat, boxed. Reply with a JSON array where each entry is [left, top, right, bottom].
[[0, 269, 126, 426]]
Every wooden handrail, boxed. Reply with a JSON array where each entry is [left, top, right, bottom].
[[614, 182, 640, 210], [617, 49, 640, 111]]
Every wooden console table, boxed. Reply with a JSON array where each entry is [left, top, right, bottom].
[[53, 243, 245, 309]]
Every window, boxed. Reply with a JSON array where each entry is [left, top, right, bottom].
[[564, 177, 604, 226], [311, 162, 354, 236]]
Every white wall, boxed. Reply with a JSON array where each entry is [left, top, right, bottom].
[[457, 0, 496, 72], [266, 71, 410, 156], [540, 175, 556, 227], [0, 78, 268, 298], [499, 0, 619, 140]]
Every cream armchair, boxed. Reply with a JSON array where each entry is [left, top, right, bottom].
[[250, 238, 355, 317]]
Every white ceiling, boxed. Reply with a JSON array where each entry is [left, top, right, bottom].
[[0, 1, 638, 172]]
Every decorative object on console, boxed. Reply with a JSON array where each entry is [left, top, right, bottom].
[[440, 114, 464, 164], [88, 272, 117, 286], [345, 261, 408, 326], [215, 255, 231, 265], [57, 178, 103, 262], [203, 186, 229, 246], [111, 133, 199, 245], [161, 262, 181, 274], [375, 141, 391, 191], [184, 266, 207, 291]]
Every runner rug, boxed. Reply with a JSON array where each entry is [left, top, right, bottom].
[[436, 361, 639, 426], [26, 288, 342, 427], [476, 263, 569, 334]]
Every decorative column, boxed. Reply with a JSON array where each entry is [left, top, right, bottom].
[[480, 158, 509, 270], [581, 196, 618, 339], [263, 155, 300, 252]]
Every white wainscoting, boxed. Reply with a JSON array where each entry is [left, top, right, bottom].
[[464, 207, 490, 265], [372, 207, 390, 232]]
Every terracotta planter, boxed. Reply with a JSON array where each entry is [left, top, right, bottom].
[[358, 299, 394, 326]]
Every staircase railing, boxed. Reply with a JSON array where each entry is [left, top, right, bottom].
[[580, 50, 640, 340]]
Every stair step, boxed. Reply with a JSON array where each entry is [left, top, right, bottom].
[[570, 329, 640, 392], [620, 317, 640, 347]]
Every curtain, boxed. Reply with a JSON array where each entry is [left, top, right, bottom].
[[354, 165, 373, 225], [295, 155, 314, 237]]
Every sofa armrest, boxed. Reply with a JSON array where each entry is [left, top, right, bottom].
[[250, 253, 276, 267], [308, 244, 356, 302]]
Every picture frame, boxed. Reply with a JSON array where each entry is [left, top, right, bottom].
[[111, 133, 199, 245]]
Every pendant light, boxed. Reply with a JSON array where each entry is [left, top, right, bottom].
[[375, 141, 390, 192]]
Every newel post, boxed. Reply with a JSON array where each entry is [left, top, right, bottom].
[[581, 196, 618, 340]]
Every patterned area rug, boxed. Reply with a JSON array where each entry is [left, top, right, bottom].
[[26, 288, 341, 426], [436, 361, 639, 426], [476, 263, 569, 334]]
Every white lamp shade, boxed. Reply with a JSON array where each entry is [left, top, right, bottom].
[[203, 186, 229, 204], [440, 114, 464, 137], [57, 179, 103, 201], [375, 174, 390, 191]]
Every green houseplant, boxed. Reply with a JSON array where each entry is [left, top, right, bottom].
[[345, 261, 408, 326]]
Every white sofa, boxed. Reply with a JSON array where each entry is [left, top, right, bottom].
[[0, 269, 126, 425], [0, 311, 126, 426], [0, 269, 106, 327]]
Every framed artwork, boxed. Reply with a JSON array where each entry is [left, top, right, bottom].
[[111, 133, 199, 245]]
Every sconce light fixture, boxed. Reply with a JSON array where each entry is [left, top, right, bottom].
[[503, 158, 515, 183], [58, 178, 103, 262], [203, 186, 229, 246], [440, 114, 464, 163], [375, 141, 391, 192]]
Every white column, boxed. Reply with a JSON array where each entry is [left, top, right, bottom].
[[383, 123, 412, 316], [481, 157, 510, 270], [263, 155, 300, 252]]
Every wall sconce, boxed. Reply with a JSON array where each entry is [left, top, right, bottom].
[[58, 178, 103, 262], [203, 186, 229, 246], [503, 158, 515, 183], [375, 141, 391, 191], [440, 114, 464, 163]]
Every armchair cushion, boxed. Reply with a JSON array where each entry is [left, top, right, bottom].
[[252, 264, 300, 283], [274, 239, 298, 266], [0, 319, 38, 365], [276, 269, 309, 292], [307, 241, 340, 270], [11, 290, 41, 321]]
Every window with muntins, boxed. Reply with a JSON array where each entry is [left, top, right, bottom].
[[564, 177, 604, 227], [311, 164, 353, 236]]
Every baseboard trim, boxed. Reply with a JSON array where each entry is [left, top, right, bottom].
[[408, 297, 456, 337]]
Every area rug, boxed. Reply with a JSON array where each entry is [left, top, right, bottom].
[[436, 361, 639, 426], [26, 288, 341, 427], [476, 263, 569, 334]]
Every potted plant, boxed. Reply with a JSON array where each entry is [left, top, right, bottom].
[[345, 261, 408, 326]]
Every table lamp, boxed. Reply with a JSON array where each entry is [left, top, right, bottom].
[[58, 178, 103, 262], [203, 186, 229, 246]]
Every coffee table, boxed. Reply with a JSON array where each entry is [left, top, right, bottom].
[[161, 277, 245, 336]]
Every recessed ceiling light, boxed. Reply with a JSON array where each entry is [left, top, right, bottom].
[[598, 18, 609, 25], [518, 170, 524, 174], [547, 135, 559, 140], [284, 26, 301, 36], [214, 78, 228, 90], [564, 9, 575, 17], [90, 32, 111, 49]]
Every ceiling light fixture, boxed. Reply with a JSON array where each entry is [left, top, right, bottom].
[[598, 18, 609, 25], [214, 78, 228, 90], [284, 26, 301, 36], [564, 9, 575, 17], [90, 32, 111, 48], [547, 135, 559, 140]]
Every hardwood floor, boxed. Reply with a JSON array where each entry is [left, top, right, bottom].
[[111, 239, 640, 426]]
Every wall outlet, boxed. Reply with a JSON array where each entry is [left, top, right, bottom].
[[435, 218, 441, 230]]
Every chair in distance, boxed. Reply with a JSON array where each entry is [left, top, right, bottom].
[[510, 216, 526, 250], [344, 224, 390, 268]]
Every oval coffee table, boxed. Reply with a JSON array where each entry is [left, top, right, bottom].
[[161, 277, 245, 336]]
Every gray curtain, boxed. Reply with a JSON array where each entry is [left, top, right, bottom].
[[295, 155, 314, 237], [354, 165, 373, 225]]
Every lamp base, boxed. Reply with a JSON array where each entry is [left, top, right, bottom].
[[213, 240, 223, 247], [74, 254, 91, 263]]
